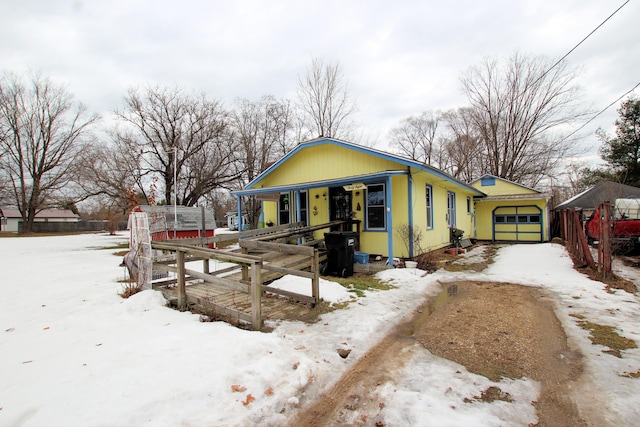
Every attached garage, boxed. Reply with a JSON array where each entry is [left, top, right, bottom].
[[471, 175, 551, 243], [492, 205, 543, 242]]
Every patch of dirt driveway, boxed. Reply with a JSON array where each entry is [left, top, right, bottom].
[[418, 282, 587, 427], [288, 281, 590, 427]]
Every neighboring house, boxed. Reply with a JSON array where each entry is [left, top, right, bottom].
[[555, 181, 640, 218], [471, 175, 551, 242], [232, 137, 484, 259], [0, 207, 80, 232]]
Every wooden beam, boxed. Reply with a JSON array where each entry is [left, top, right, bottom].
[[151, 220, 344, 248], [153, 263, 177, 274], [176, 250, 186, 310], [185, 294, 252, 324], [183, 268, 250, 293], [262, 263, 315, 279], [249, 220, 345, 242], [240, 239, 315, 256], [311, 249, 319, 305], [204, 264, 242, 276], [151, 241, 262, 264], [241, 246, 249, 282], [226, 222, 303, 240], [262, 286, 316, 304], [250, 261, 262, 330]]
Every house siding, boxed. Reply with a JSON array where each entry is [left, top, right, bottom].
[[476, 177, 535, 196], [416, 180, 474, 250], [259, 144, 402, 188], [244, 139, 481, 258]]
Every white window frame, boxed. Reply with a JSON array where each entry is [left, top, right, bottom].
[[426, 184, 433, 229]]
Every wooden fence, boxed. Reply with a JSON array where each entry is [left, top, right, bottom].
[[558, 204, 612, 278]]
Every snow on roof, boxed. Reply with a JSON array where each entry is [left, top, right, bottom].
[[0, 207, 79, 219]]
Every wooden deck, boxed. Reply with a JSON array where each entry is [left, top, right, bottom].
[[159, 283, 318, 325], [150, 221, 340, 330]]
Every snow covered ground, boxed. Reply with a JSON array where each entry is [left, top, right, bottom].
[[1, 233, 639, 426]]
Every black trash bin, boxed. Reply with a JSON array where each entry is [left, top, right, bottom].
[[323, 231, 358, 277]]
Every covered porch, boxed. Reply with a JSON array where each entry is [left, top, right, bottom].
[[232, 170, 413, 259]]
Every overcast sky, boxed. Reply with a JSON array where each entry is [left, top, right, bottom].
[[1, 0, 638, 163]]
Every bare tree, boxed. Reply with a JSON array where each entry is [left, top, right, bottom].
[[230, 95, 296, 226], [112, 85, 238, 206], [296, 58, 357, 140], [76, 136, 148, 213], [389, 111, 442, 165], [0, 71, 98, 232], [439, 108, 485, 182], [461, 53, 587, 187]]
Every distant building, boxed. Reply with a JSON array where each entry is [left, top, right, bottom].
[[0, 207, 80, 232], [555, 181, 640, 217], [129, 205, 217, 241]]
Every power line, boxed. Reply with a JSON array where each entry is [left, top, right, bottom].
[[563, 82, 640, 141], [538, 1, 630, 83], [547, 0, 633, 143], [498, 1, 630, 118]]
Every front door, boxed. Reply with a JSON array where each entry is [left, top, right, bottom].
[[279, 193, 290, 225], [329, 187, 352, 230]]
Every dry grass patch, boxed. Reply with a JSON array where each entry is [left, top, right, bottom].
[[621, 369, 640, 378], [464, 386, 514, 403], [439, 245, 497, 273], [324, 273, 392, 298], [118, 280, 143, 298], [567, 251, 637, 293], [574, 318, 637, 358]]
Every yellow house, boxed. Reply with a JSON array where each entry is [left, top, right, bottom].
[[233, 138, 484, 259], [471, 175, 551, 242]]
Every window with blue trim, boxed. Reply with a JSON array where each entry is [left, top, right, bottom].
[[426, 184, 433, 229], [481, 177, 496, 186], [365, 183, 386, 230]]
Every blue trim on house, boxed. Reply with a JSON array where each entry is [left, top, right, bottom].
[[407, 170, 414, 258], [233, 170, 408, 196], [243, 137, 484, 196], [386, 175, 393, 262]]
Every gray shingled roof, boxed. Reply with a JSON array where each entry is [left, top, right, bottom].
[[556, 181, 640, 210]]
